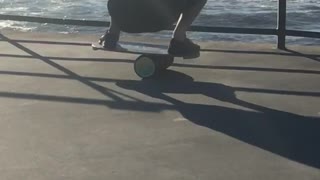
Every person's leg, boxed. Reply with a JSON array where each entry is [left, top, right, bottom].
[[173, 0, 207, 41], [99, 17, 121, 49], [168, 0, 207, 57]]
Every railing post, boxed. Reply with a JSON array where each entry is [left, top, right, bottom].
[[277, 0, 287, 49]]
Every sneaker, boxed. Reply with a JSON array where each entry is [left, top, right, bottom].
[[99, 32, 119, 49], [168, 38, 200, 58]]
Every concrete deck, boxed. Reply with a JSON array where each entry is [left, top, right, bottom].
[[0, 30, 320, 180]]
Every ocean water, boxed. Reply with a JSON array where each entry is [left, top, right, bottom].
[[0, 0, 319, 45]]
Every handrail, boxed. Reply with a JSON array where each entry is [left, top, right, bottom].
[[0, 14, 277, 35], [0, 0, 319, 49], [277, 0, 287, 49], [0, 14, 110, 27]]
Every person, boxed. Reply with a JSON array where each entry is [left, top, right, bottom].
[[99, 0, 207, 57]]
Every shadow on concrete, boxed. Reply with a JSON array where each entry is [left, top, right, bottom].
[[0, 69, 319, 97], [284, 48, 320, 63], [0, 38, 91, 46], [172, 64, 320, 75], [201, 48, 320, 59], [1, 37, 319, 58], [1, 33, 320, 169], [1, 33, 319, 73], [116, 70, 320, 169], [0, 33, 139, 103], [0, 53, 133, 63], [0, 53, 319, 75]]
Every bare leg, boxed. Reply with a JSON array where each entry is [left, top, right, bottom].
[[107, 17, 121, 35], [99, 17, 121, 48], [173, 0, 207, 41], [168, 0, 207, 57]]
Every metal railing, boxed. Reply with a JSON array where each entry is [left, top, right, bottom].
[[0, 0, 319, 49]]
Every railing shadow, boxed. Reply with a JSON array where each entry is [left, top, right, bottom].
[[0, 38, 92, 46], [0, 33, 139, 104], [201, 48, 320, 59], [0, 55, 319, 75], [0, 69, 319, 98], [1, 32, 319, 99], [284, 48, 320, 63], [1, 37, 319, 59]]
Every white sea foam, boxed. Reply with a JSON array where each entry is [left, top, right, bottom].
[[0, 21, 35, 31]]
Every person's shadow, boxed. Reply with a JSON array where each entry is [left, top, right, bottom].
[[116, 70, 320, 169]]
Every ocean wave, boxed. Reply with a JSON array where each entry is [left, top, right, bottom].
[[0, 21, 36, 31], [1, 7, 29, 11], [0, 0, 319, 45]]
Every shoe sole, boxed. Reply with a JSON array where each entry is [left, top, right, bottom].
[[168, 50, 200, 59]]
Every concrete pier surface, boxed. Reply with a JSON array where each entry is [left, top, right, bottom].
[[0, 30, 319, 180]]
